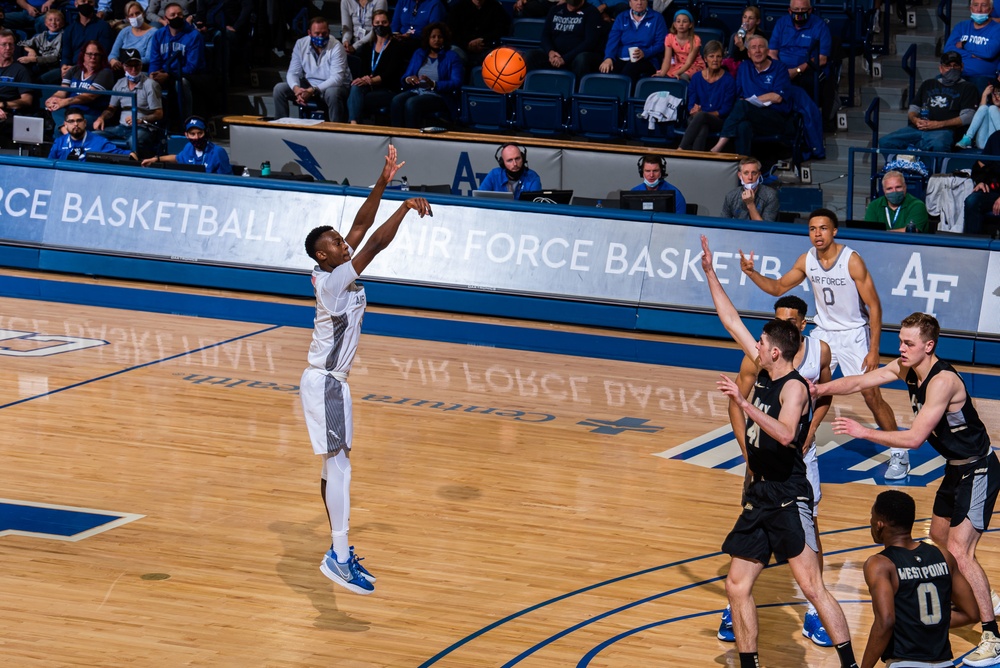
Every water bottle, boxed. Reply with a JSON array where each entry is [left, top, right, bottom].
[[596, 199, 603, 208], [920, 103, 930, 121], [400, 176, 409, 191], [241, 166, 250, 177], [260, 160, 271, 177], [737, 23, 747, 40]]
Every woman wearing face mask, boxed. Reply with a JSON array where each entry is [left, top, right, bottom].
[[943, 0, 1000, 91], [108, 2, 156, 75], [140, 115, 232, 174], [348, 9, 406, 124], [863, 170, 929, 232], [391, 22, 463, 128], [678, 40, 736, 151], [720, 156, 779, 221]]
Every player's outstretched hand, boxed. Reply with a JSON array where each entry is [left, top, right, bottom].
[[382, 144, 405, 182], [700, 235, 713, 275], [717, 374, 745, 406], [831, 416, 865, 439], [405, 197, 432, 217], [738, 249, 755, 275]]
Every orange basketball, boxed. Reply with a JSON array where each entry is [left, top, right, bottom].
[[482, 47, 527, 94]]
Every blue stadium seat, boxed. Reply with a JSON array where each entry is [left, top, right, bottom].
[[570, 73, 631, 139], [625, 77, 687, 145], [501, 18, 545, 50], [694, 26, 726, 48], [460, 66, 513, 132], [513, 70, 575, 135]]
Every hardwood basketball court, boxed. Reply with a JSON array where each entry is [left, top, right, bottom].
[[1, 271, 999, 667]]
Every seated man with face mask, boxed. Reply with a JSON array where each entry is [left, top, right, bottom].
[[479, 144, 542, 198], [140, 115, 231, 174], [864, 170, 929, 232], [631, 154, 687, 214], [721, 156, 779, 221]]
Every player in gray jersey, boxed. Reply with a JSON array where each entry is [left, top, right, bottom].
[[717, 295, 835, 647], [815, 312, 1000, 666], [300, 145, 432, 595], [701, 236, 860, 668], [739, 208, 906, 481], [861, 489, 978, 668]]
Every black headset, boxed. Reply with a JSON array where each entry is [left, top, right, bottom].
[[637, 155, 667, 178], [496, 143, 528, 167]]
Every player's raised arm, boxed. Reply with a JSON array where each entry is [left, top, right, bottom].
[[813, 358, 903, 399], [351, 198, 431, 275], [345, 145, 405, 250], [740, 248, 809, 297], [718, 371, 807, 447], [700, 235, 757, 359], [848, 251, 885, 372]]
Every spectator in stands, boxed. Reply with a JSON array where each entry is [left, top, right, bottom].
[[678, 41, 735, 151], [108, 1, 156, 75], [148, 1, 207, 122], [632, 154, 687, 212], [655, 9, 703, 80], [943, 0, 1000, 91], [599, 0, 667, 84], [6, 0, 54, 37], [341, 0, 387, 55], [17, 9, 64, 85], [479, 143, 542, 197], [391, 22, 462, 128], [723, 6, 767, 76], [768, 0, 837, 131], [879, 51, 978, 153], [391, 0, 445, 58], [863, 170, 930, 232], [61, 0, 113, 77], [721, 157, 778, 221], [49, 108, 136, 160], [140, 114, 230, 173], [710, 35, 791, 156], [273, 16, 349, 122], [446, 0, 509, 66], [525, 0, 603, 81], [46, 40, 114, 130], [0, 29, 34, 137], [957, 78, 1000, 148], [348, 9, 406, 124], [146, 0, 194, 28], [963, 128, 1000, 234], [93, 48, 162, 158]]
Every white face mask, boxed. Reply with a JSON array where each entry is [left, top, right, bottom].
[[643, 177, 661, 188], [743, 176, 762, 190], [128, 15, 143, 28]]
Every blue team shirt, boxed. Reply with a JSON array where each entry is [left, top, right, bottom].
[[630, 180, 687, 214], [944, 20, 1000, 78], [175, 141, 232, 175], [769, 13, 832, 74], [480, 167, 542, 198], [604, 10, 667, 65], [687, 70, 737, 116], [735, 58, 792, 114], [48, 131, 131, 160]]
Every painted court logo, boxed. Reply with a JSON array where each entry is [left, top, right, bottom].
[[0, 498, 143, 542]]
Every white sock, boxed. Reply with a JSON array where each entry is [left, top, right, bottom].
[[323, 451, 352, 563], [807, 602, 817, 616]]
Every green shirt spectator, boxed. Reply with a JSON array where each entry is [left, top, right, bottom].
[[864, 170, 930, 232]]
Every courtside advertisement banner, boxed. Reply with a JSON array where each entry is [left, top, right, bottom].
[[0, 163, 994, 334]]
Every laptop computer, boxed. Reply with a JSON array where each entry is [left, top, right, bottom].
[[12, 115, 44, 145], [519, 190, 574, 205], [472, 190, 514, 200]]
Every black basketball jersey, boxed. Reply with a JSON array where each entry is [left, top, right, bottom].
[[906, 359, 991, 461], [745, 369, 810, 483], [879, 542, 953, 663]]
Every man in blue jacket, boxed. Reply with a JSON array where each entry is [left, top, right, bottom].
[[140, 115, 232, 174], [49, 109, 136, 161], [479, 143, 542, 198], [598, 0, 666, 84], [768, 0, 837, 130], [148, 1, 207, 121]]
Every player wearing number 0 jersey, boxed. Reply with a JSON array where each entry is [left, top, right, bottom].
[[861, 490, 979, 668], [740, 208, 905, 481], [300, 145, 433, 597]]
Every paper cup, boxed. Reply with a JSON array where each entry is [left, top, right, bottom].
[[629, 47, 641, 62]]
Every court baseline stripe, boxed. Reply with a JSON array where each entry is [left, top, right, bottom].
[[0, 325, 282, 410]]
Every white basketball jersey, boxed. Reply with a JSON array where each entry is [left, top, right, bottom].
[[805, 246, 868, 331], [306, 257, 366, 375], [795, 335, 823, 384]]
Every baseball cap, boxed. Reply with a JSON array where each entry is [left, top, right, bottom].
[[940, 50, 963, 66], [184, 116, 206, 132], [122, 48, 142, 64]]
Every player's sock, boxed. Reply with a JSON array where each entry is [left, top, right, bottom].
[[738, 652, 760, 668], [806, 602, 818, 616], [834, 640, 858, 668], [983, 619, 999, 636], [324, 451, 352, 563]]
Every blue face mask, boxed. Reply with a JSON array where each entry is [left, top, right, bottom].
[[972, 12, 990, 23], [125, 71, 140, 82], [886, 191, 905, 206], [311, 35, 330, 48]]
